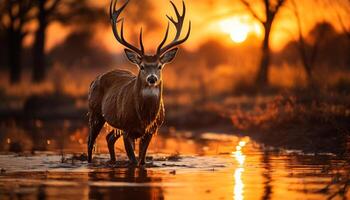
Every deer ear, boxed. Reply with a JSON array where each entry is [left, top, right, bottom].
[[124, 49, 141, 64], [160, 48, 178, 64]]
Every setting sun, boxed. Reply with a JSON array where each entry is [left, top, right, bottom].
[[230, 25, 249, 43], [219, 16, 262, 43]]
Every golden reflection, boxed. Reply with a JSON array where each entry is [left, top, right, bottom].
[[232, 140, 246, 166], [238, 141, 246, 147], [234, 168, 244, 200], [232, 140, 247, 200]]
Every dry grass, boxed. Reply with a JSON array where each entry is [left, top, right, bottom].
[[224, 91, 350, 153], [228, 93, 350, 130]]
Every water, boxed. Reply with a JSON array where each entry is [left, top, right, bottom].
[[0, 123, 349, 200]]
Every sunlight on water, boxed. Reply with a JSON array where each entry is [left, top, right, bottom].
[[234, 168, 244, 200], [233, 140, 247, 200], [232, 139, 247, 166], [0, 127, 349, 200]]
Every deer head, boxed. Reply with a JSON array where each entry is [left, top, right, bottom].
[[110, 0, 191, 87]]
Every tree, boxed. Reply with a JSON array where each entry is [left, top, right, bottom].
[[240, 0, 286, 87], [32, 0, 60, 83], [334, 0, 350, 40], [291, 0, 334, 87], [48, 30, 114, 69], [0, 0, 35, 83], [31, 0, 106, 83]]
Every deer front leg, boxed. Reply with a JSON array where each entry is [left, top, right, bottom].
[[123, 135, 137, 165], [106, 130, 121, 162], [138, 133, 153, 166], [87, 114, 105, 163]]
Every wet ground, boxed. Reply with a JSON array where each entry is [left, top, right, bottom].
[[0, 128, 349, 200]]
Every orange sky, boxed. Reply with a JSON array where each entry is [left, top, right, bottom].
[[25, 0, 350, 53]]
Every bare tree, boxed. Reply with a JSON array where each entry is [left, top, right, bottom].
[[32, 0, 60, 83], [240, 0, 286, 87], [0, 0, 35, 83], [291, 0, 328, 87], [334, 0, 350, 39], [32, 0, 106, 83]]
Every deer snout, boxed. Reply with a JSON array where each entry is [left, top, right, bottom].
[[146, 75, 158, 86]]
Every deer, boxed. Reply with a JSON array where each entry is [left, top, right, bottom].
[[87, 0, 191, 166]]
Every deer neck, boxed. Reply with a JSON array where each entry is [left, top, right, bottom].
[[134, 75, 163, 125]]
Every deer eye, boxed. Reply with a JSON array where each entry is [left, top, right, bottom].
[[158, 64, 162, 70], [140, 64, 145, 70]]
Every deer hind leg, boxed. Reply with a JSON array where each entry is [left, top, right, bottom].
[[123, 134, 137, 165], [106, 129, 121, 162], [87, 113, 105, 163]]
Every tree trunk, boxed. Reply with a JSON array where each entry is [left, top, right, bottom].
[[300, 56, 314, 88], [8, 29, 22, 84], [32, 0, 47, 83], [256, 23, 271, 87]]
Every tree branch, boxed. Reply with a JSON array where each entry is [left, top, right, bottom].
[[7, 0, 15, 23], [0, 2, 5, 30], [310, 23, 326, 68], [291, 0, 309, 70], [271, 0, 286, 20], [274, 0, 285, 13], [47, 0, 61, 14], [240, 0, 265, 24], [335, 9, 350, 39]]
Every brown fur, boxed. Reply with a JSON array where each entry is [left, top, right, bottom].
[[87, 68, 165, 164], [88, 69, 164, 138]]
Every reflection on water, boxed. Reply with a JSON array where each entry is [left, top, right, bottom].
[[261, 151, 272, 200], [88, 168, 165, 200], [234, 168, 244, 200], [0, 121, 349, 200], [233, 140, 247, 200]]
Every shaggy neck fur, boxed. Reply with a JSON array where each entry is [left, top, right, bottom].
[[134, 75, 162, 127]]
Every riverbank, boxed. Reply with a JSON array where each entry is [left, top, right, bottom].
[[226, 91, 350, 155]]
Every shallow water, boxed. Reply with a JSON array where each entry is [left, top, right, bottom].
[[0, 127, 349, 200]]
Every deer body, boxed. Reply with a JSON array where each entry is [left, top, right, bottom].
[[89, 69, 164, 138], [87, 0, 190, 166]]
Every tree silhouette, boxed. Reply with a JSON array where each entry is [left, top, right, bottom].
[[32, 0, 106, 83], [32, 0, 60, 83], [334, 0, 350, 40], [291, 0, 336, 87], [240, 0, 286, 87], [48, 30, 114, 69], [0, 0, 35, 84]]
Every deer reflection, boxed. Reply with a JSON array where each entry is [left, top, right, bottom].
[[88, 168, 164, 200]]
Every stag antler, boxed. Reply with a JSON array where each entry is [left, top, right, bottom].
[[110, 0, 144, 55], [157, 0, 191, 56]]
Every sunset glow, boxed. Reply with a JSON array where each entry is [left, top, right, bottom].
[[219, 16, 262, 43]]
